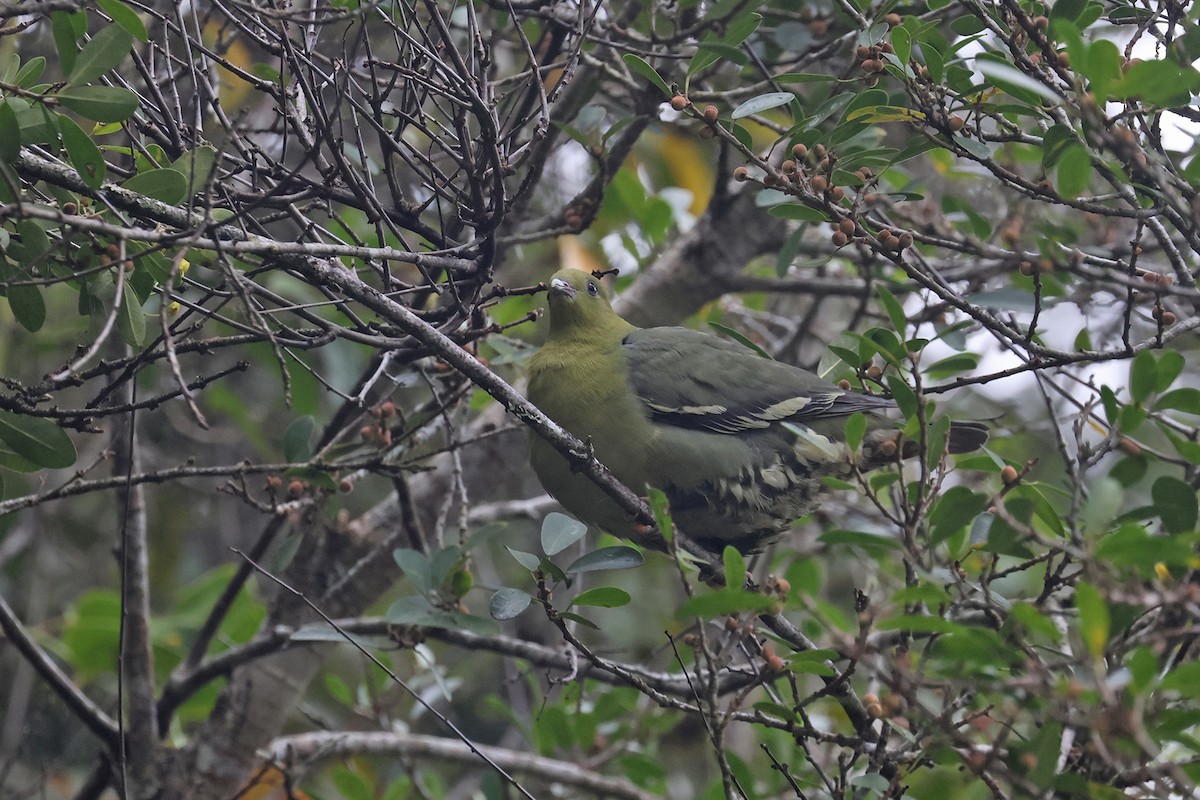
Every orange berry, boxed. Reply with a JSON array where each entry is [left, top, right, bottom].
[[792, 142, 809, 159], [703, 105, 719, 122], [885, 12, 902, 27], [810, 175, 828, 192], [669, 95, 687, 111], [733, 165, 749, 181], [287, 480, 306, 497], [1001, 465, 1020, 485]]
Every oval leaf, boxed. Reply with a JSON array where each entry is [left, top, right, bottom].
[[0, 409, 77, 469], [58, 113, 106, 189], [570, 586, 631, 609], [541, 511, 587, 555], [489, 588, 532, 620], [731, 91, 795, 119], [121, 168, 186, 204], [56, 85, 140, 122], [566, 545, 644, 574], [8, 282, 45, 332], [622, 53, 671, 97], [67, 24, 133, 86]]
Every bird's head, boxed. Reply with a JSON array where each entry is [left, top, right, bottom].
[[544, 269, 629, 338]]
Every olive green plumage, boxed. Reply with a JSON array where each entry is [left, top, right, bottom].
[[527, 269, 987, 554]]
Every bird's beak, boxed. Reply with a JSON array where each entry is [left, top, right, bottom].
[[549, 277, 576, 299]]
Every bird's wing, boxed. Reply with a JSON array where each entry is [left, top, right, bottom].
[[622, 327, 893, 435]]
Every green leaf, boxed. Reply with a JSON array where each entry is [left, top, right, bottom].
[[117, 281, 145, 346], [1129, 350, 1157, 403], [506, 546, 541, 572], [876, 285, 907, 334], [774, 72, 838, 83], [393, 548, 432, 595], [0, 102, 19, 164], [0, 409, 77, 469], [14, 56, 47, 88], [569, 586, 631, 608], [819, 529, 901, 552], [56, 85, 140, 122], [1162, 661, 1200, 697], [67, 24, 133, 86], [926, 353, 979, 378], [1155, 350, 1184, 391], [98, 0, 149, 43], [58, 113, 106, 189], [676, 589, 777, 618], [723, 545, 745, 589], [977, 58, 1061, 103], [731, 91, 795, 119], [1056, 143, 1092, 199], [283, 415, 315, 462], [1111, 59, 1200, 106], [170, 145, 217, 197], [1152, 476, 1198, 534], [767, 203, 829, 222], [566, 545, 644, 574], [845, 105, 927, 123], [688, 43, 748, 75], [1157, 387, 1200, 414], [489, 588, 532, 620], [844, 413, 866, 452], [121, 168, 186, 203], [541, 511, 587, 555], [876, 614, 967, 634], [8, 282, 45, 332], [51, 12, 81, 77], [622, 54, 671, 97], [929, 486, 989, 545], [708, 321, 771, 358], [10, 220, 49, 262], [1075, 581, 1109, 659]]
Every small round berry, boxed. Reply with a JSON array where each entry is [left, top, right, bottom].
[[703, 104, 719, 122], [838, 217, 856, 235], [1001, 465, 1020, 485], [63, 202, 77, 215], [669, 95, 688, 111], [781, 159, 796, 173], [1033, 15, 1049, 29], [830, 186, 846, 202], [885, 12, 902, 27], [898, 232, 914, 248], [287, 479, 306, 497], [837, 379, 852, 390], [866, 364, 883, 380], [878, 438, 898, 457], [813, 143, 826, 158], [810, 174, 828, 192], [949, 115, 966, 132], [831, 231, 849, 247], [379, 400, 396, 418], [792, 142, 809, 159], [698, 126, 715, 140], [733, 165, 749, 181], [339, 479, 354, 493], [1019, 260, 1035, 276]]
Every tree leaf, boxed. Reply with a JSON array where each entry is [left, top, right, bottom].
[[541, 511, 587, 555], [489, 588, 532, 620], [56, 85, 140, 122], [1129, 350, 1157, 403], [731, 91, 795, 119], [1152, 475, 1198, 534], [0, 102, 19, 164], [569, 586, 631, 608], [98, 0, 149, 43], [767, 203, 829, 222], [58, 113, 106, 189], [506, 546, 542, 572], [0, 409, 77, 469], [977, 58, 1060, 102], [67, 24, 133, 87], [392, 548, 432, 595], [565, 545, 644, 574], [283, 415, 315, 462], [50, 11, 81, 77], [676, 589, 777, 618], [121, 168, 187, 203], [1157, 387, 1200, 414], [1075, 581, 1109, 659], [622, 54, 671, 97], [117, 281, 146, 347], [8, 282, 45, 332], [1056, 143, 1092, 199]]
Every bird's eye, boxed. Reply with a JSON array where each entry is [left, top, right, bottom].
[[586, 281, 599, 296]]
